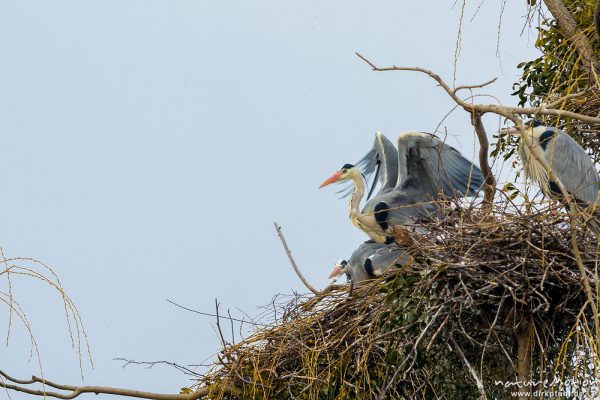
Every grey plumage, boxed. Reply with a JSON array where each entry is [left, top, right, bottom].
[[330, 241, 409, 283], [336, 131, 399, 199], [509, 122, 600, 207], [393, 131, 484, 198], [320, 131, 484, 242], [357, 131, 399, 198], [358, 131, 484, 241]]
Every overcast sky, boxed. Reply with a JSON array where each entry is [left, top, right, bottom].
[[0, 1, 538, 398]]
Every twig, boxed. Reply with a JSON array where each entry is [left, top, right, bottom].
[[165, 299, 266, 327], [214, 299, 228, 347], [114, 358, 200, 377], [273, 222, 320, 295], [450, 335, 488, 400], [454, 78, 498, 93]]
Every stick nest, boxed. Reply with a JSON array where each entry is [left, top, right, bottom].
[[196, 200, 600, 399]]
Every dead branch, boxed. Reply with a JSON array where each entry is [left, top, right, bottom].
[[214, 299, 228, 347], [115, 358, 200, 377], [450, 335, 488, 400], [0, 369, 241, 400], [355, 52, 600, 124], [471, 113, 496, 210], [165, 298, 264, 327], [454, 78, 497, 93], [273, 222, 320, 295]]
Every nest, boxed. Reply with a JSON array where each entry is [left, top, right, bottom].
[[195, 199, 600, 399]]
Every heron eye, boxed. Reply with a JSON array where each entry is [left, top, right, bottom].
[[341, 169, 347, 173]]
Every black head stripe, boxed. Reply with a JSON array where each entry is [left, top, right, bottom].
[[340, 163, 355, 170], [525, 119, 544, 128], [538, 129, 557, 150]]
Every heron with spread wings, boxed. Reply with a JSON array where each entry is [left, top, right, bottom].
[[320, 131, 484, 243]]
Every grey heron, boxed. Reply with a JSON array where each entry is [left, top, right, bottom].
[[334, 131, 398, 200], [328, 240, 409, 283], [503, 120, 600, 208], [320, 131, 484, 243]]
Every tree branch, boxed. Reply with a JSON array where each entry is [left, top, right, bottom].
[[595, 0, 600, 40], [0, 370, 241, 400], [355, 52, 600, 124], [115, 358, 200, 377], [273, 222, 320, 295], [542, 0, 600, 77], [450, 335, 488, 400], [471, 113, 496, 210]]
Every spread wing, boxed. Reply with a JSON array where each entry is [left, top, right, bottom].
[[395, 131, 484, 197], [356, 132, 399, 199]]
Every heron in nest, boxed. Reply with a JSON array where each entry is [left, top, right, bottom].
[[328, 241, 409, 285], [319, 131, 484, 243], [503, 120, 600, 209]]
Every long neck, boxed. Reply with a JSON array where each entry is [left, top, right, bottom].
[[519, 135, 550, 193], [348, 171, 365, 218]]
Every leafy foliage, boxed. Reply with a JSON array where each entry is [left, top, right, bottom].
[[508, 1, 600, 163]]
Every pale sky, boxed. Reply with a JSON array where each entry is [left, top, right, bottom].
[[0, 1, 538, 398]]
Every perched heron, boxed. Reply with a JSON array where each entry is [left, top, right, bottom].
[[328, 240, 409, 283], [320, 131, 484, 243], [503, 120, 600, 208]]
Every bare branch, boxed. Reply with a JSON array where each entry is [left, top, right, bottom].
[[450, 335, 488, 400], [0, 369, 241, 400], [355, 52, 600, 124], [454, 78, 498, 93], [273, 222, 320, 295], [166, 298, 265, 327], [214, 299, 228, 347], [471, 113, 496, 210], [544, 90, 588, 109], [115, 358, 200, 377]]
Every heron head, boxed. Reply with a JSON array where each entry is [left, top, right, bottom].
[[500, 119, 545, 137], [526, 119, 544, 128], [328, 259, 348, 279], [319, 163, 358, 188]]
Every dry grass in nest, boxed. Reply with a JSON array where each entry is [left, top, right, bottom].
[[196, 199, 600, 399]]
